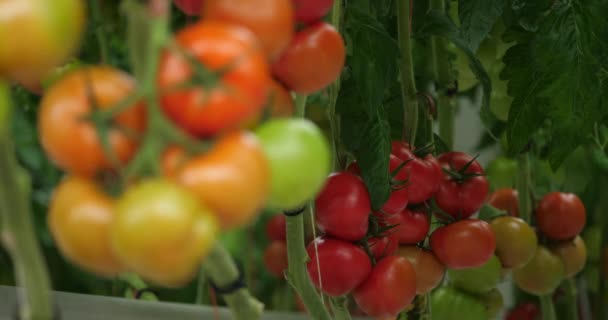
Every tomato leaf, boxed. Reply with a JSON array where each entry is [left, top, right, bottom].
[[458, 0, 505, 51], [478, 204, 507, 222], [503, 0, 553, 32]]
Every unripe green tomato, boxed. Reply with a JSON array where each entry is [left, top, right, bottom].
[[485, 157, 518, 190], [513, 246, 565, 296], [491, 216, 538, 269], [431, 287, 487, 320], [448, 255, 501, 294]]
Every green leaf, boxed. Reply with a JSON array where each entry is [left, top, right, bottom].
[[505, 0, 553, 32], [458, 0, 505, 51], [478, 204, 507, 222]]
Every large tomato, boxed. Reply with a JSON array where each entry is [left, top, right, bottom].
[[487, 188, 519, 217], [293, 0, 334, 24], [353, 256, 417, 318], [430, 219, 496, 269], [172, 132, 270, 230], [265, 214, 286, 242], [396, 246, 445, 294], [0, 0, 84, 84], [490, 216, 537, 269], [48, 176, 126, 277], [158, 21, 271, 137], [447, 254, 501, 294], [431, 287, 487, 320], [306, 237, 371, 296], [550, 236, 587, 277], [382, 208, 430, 245], [513, 246, 565, 295], [315, 172, 370, 241], [391, 141, 442, 204], [263, 241, 288, 277], [111, 179, 219, 287], [174, 0, 204, 16], [272, 22, 345, 94], [38, 66, 146, 177], [255, 119, 331, 209], [536, 192, 586, 240], [435, 152, 489, 219]]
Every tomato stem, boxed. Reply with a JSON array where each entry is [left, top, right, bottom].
[[328, 0, 345, 172], [516, 153, 533, 224], [330, 296, 352, 320], [91, 0, 110, 64], [540, 294, 557, 320], [563, 278, 579, 320], [398, 0, 419, 146], [120, 273, 158, 301], [0, 81, 54, 320]]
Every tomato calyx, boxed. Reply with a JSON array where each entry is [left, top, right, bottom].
[[389, 159, 412, 190], [442, 154, 484, 183], [411, 142, 435, 159]]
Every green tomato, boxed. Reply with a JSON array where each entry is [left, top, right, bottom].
[[513, 246, 565, 296], [481, 289, 503, 320], [431, 287, 487, 320], [448, 255, 501, 294], [583, 226, 602, 262], [485, 157, 518, 190], [256, 118, 331, 209]]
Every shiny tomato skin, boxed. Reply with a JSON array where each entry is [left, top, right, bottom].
[[435, 152, 489, 219], [265, 214, 286, 241], [430, 219, 496, 269], [487, 188, 520, 217], [48, 176, 126, 277], [263, 241, 288, 277], [397, 246, 445, 294], [368, 235, 399, 261], [513, 246, 565, 295], [391, 141, 442, 204], [272, 22, 345, 94], [158, 21, 271, 137], [38, 66, 146, 177], [353, 256, 417, 318], [551, 236, 587, 277], [536, 192, 586, 240], [491, 216, 537, 269], [173, 132, 270, 230], [306, 237, 372, 296], [293, 0, 334, 24], [174, 0, 204, 15], [382, 209, 430, 245]]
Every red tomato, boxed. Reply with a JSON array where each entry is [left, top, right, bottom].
[[487, 188, 520, 217], [391, 141, 442, 204], [435, 152, 489, 219], [430, 219, 496, 269], [506, 302, 540, 320], [368, 235, 399, 261], [353, 256, 417, 318], [382, 208, 430, 245], [265, 214, 286, 242], [158, 21, 271, 137], [272, 22, 345, 94], [306, 237, 372, 296], [174, 0, 203, 16], [292, 0, 334, 24], [536, 192, 586, 240], [264, 241, 288, 277], [315, 172, 371, 241]]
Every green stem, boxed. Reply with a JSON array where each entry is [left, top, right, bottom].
[[295, 95, 308, 118], [540, 294, 557, 320], [330, 296, 352, 320], [564, 278, 578, 320], [516, 153, 532, 224], [201, 244, 264, 320], [0, 81, 53, 319], [398, 0, 419, 146], [437, 95, 454, 149], [120, 273, 158, 301], [328, 0, 344, 171], [195, 270, 211, 305], [91, 0, 110, 63]]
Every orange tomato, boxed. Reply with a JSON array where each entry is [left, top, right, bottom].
[[487, 188, 520, 217]]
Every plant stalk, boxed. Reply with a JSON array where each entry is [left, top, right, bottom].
[[331, 296, 352, 320], [516, 153, 532, 224], [91, 0, 110, 63], [540, 294, 557, 320], [397, 0, 419, 146], [328, 0, 344, 171], [563, 278, 578, 320]]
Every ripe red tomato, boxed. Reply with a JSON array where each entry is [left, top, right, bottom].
[[368, 235, 399, 260], [202, 0, 294, 61], [158, 21, 271, 137], [174, 0, 203, 16], [353, 256, 417, 318], [315, 172, 371, 241], [263, 241, 288, 277], [292, 0, 334, 24], [536, 192, 586, 240], [506, 302, 540, 320], [272, 22, 345, 94], [382, 208, 430, 245], [391, 141, 442, 204], [430, 219, 496, 269], [435, 152, 489, 219], [487, 188, 519, 217], [306, 237, 372, 296], [397, 246, 445, 294], [266, 214, 286, 242]]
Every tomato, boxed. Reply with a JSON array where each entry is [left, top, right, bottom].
[[431, 287, 487, 320], [272, 22, 345, 94], [396, 246, 445, 294], [353, 256, 416, 318], [111, 179, 219, 287], [485, 157, 518, 191], [38, 66, 146, 177], [391, 141, 442, 204], [293, 0, 334, 24], [506, 302, 540, 320], [447, 254, 501, 294], [513, 246, 565, 296], [48, 177, 126, 277], [263, 241, 288, 277], [256, 119, 331, 209], [0, 0, 84, 84], [158, 21, 271, 137], [536, 192, 586, 240], [482, 289, 503, 319], [490, 216, 537, 269], [314, 172, 370, 241], [173, 132, 270, 230], [266, 214, 286, 242], [430, 219, 496, 269], [550, 236, 587, 277], [435, 152, 489, 219], [382, 208, 430, 245], [267, 80, 294, 117], [487, 188, 519, 217], [368, 235, 399, 260], [174, 0, 204, 16], [306, 237, 371, 296]]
